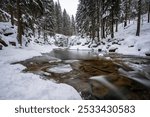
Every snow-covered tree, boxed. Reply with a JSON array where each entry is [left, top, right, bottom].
[[54, 1, 63, 34]]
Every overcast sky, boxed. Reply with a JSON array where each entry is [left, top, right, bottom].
[[53, 0, 78, 16]]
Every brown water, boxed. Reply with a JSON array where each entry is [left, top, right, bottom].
[[15, 49, 150, 100]]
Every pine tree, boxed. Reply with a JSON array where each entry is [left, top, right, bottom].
[[62, 9, 71, 36], [71, 15, 76, 35], [148, 1, 150, 23], [17, 0, 22, 46], [40, 0, 55, 42], [54, 1, 63, 34]]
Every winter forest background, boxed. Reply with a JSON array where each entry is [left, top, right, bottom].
[[0, 0, 150, 47]]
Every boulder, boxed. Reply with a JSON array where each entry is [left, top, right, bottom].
[[9, 41, 16, 46]]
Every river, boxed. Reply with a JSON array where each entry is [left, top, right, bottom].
[[15, 49, 150, 100]]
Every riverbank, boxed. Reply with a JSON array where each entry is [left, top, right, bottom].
[[0, 45, 82, 100]]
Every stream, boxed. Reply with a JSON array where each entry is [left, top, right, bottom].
[[14, 49, 150, 100]]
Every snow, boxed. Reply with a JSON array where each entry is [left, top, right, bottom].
[[0, 45, 81, 99], [47, 64, 73, 74], [0, 22, 81, 100], [0, 64, 81, 100], [0, 22, 17, 44]]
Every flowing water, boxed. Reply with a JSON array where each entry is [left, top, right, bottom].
[[15, 49, 150, 100]]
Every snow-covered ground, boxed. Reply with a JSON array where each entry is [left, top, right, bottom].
[[0, 22, 82, 100], [69, 14, 150, 56]]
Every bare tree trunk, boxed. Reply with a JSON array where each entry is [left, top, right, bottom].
[[136, 0, 141, 36], [17, 0, 22, 46], [124, 0, 128, 27], [128, 0, 132, 24], [91, 19, 95, 42], [101, 19, 105, 38], [101, 0, 105, 39], [8, 2, 14, 26], [96, 0, 100, 42], [115, 20, 118, 32], [111, 6, 114, 38], [148, 2, 150, 23]]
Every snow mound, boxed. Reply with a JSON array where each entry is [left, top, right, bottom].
[[0, 64, 81, 100]]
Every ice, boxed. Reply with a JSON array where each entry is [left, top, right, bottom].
[[47, 64, 73, 74]]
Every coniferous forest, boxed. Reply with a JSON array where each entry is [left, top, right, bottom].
[[0, 0, 76, 45], [0, 0, 150, 100], [0, 0, 150, 46]]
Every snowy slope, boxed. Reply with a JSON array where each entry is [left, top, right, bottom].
[[114, 14, 150, 56], [69, 14, 150, 56]]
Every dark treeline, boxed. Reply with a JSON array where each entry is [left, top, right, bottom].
[[0, 0, 76, 46], [76, 0, 150, 43]]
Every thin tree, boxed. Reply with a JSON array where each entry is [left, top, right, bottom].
[[17, 0, 22, 46], [148, 1, 150, 23], [136, 0, 142, 36], [8, 0, 14, 26], [124, 0, 128, 27]]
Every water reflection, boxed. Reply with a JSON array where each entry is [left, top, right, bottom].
[[50, 49, 99, 60]]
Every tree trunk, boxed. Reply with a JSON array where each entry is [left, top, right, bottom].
[[101, 0, 105, 39], [101, 18, 105, 39], [148, 2, 150, 23], [96, 0, 100, 42], [115, 19, 118, 32], [8, 3, 14, 26], [17, 0, 22, 46], [136, 0, 141, 36], [111, 6, 114, 38], [92, 19, 95, 42], [128, 0, 132, 24], [124, 0, 128, 27]]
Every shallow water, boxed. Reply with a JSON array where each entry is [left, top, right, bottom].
[[16, 49, 150, 100]]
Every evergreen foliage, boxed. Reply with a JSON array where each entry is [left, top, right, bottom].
[[0, 0, 75, 46]]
